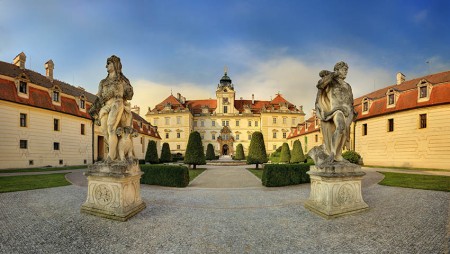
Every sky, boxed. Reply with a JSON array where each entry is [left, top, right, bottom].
[[1, 0, 449, 118]]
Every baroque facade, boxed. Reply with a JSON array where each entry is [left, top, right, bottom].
[[0, 52, 160, 169], [288, 70, 450, 170], [146, 71, 305, 156]]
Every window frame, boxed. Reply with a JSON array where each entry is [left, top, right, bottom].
[[20, 113, 27, 127], [20, 140, 28, 149]]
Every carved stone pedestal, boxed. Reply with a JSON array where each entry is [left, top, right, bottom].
[[304, 162, 368, 219], [80, 160, 146, 221]]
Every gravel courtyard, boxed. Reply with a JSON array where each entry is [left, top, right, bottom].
[[0, 170, 449, 253]]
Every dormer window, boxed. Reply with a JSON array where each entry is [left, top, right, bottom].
[[362, 97, 371, 114], [19, 81, 27, 94], [80, 99, 85, 109], [417, 80, 431, 102], [53, 90, 60, 102], [386, 89, 397, 108]]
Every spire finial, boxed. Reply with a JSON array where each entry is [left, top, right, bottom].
[[171, 89, 173, 95], [224, 66, 228, 75]]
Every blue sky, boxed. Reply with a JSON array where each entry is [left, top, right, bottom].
[[1, 0, 449, 117]]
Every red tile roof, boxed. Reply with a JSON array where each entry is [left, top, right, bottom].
[[288, 115, 320, 139], [0, 59, 160, 139], [354, 70, 450, 120]]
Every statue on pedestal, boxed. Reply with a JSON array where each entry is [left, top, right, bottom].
[[305, 61, 368, 219], [82, 56, 145, 221]]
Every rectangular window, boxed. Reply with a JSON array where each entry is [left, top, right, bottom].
[[20, 113, 27, 127], [315, 134, 318, 142], [273, 132, 277, 139], [54, 142, 60, 150], [420, 86, 427, 98], [80, 99, 85, 109], [292, 118, 296, 125], [177, 117, 181, 124], [236, 134, 240, 140], [283, 118, 287, 124], [212, 120, 215, 127], [139, 121, 142, 128], [283, 132, 287, 139], [193, 121, 197, 127], [140, 137, 144, 144], [201, 121, 204, 127], [212, 134, 216, 140], [19, 81, 27, 93], [248, 121, 252, 127], [248, 134, 252, 140], [53, 91, 60, 102], [420, 114, 427, 129], [201, 134, 204, 140], [224, 106, 228, 113], [166, 133, 169, 139], [84, 159, 87, 164], [222, 120, 229, 126], [363, 102, 368, 112], [273, 118, 277, 124], [177, 145, 181, 150], [20, 140, 28, 149], [388, 94, 395, 105], [255, 121, 258, 127], [273, 145, 277, 150], [81, 124, 85, 135], [154, 119, 158, 126], [177, 133, 180, 138], [165, 117, 170, 125], [29, 160, 34, 165], [59, 160, 63, 165], [388, 119, 394, 132], [236, 120, 240, 126], [54, 119, 60, 131], [362, 124, 367, 136]]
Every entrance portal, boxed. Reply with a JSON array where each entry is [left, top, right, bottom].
[[222, 144, 229, 155]]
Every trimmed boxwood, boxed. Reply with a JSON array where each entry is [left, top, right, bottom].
[[140, 164, 189, 187], [262, 164, 311, 187]]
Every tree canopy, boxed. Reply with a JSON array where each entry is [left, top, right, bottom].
[[247, 131, 268, 169]]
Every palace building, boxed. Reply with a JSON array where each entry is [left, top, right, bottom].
[[288, 70, 450, 170], [0, 52, 160, 169], [146, 71, 306, 156]]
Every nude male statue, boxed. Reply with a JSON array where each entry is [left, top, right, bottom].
[[89, 55, 134, 162], [314, 61, 356, 163]]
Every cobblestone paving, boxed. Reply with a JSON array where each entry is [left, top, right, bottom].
[[0, 171, 449, 253]]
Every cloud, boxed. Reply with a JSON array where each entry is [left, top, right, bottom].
[[413, 10, 428, 23]]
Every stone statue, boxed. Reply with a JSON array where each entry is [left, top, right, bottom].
[[89, 55, 135, 162], [310, 61, 356, 166]]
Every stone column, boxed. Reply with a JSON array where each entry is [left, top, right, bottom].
[[304, 162, 368, 219], [81, 161, 146, 221]]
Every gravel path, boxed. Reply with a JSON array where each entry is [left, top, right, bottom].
[[0, 169, 449, 253]]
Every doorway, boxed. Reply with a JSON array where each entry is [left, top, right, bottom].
[[222, 144, 229, 155]]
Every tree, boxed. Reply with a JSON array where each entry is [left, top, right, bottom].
[[206, 143, 216, 160], [234, 143, 245, 160], [279, 143, 291, 163], [184, 131, 206, 169], [145, 140, 159, 164], [290, 140, 306, 163], [160, 142, 173, 163], [247, 131, 268, 169]]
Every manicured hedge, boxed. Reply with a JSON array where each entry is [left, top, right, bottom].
[[262, 163, 311, 187], [140, 164, 189, 187]]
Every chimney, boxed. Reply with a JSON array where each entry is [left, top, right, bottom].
[[396, 72, 405, 85], [177, 93, 181, 101], [131, 105, 140, 115], [45, 60, 54, 82], [240, 97, 243, 100], [13, 52, 26, 69], [311, 109, 316, 117], [252, 94, 254, 104]]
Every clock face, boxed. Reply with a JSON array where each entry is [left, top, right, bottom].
[[223, 97, 229, 103]]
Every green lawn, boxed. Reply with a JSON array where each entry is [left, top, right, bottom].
[[189, 168, 206, 181], [366, 165, 450, 173], [379, 172, 450, 192], [247, 168, 263, 180], [0, 165, 86, 174], [0, 173, 72, 193]]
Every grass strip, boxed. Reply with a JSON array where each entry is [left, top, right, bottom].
[[247, 168, 263, 180], [189, 169, 206, 182], [366, 165, 450, 172], [0, 173, 71, 193], [378, 172, 450, 192], [0, 165, 86, 174]]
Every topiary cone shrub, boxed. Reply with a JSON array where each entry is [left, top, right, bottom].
[[290, 140, 306, 163], [247, 131, 268, 169], [206, 143, 216, 160], [184, 131, 206, 169], [145, 140, 159, 164], [279, 143, 291, 163], [234, 143, 245, 160], [160, 142, 173, 163]]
